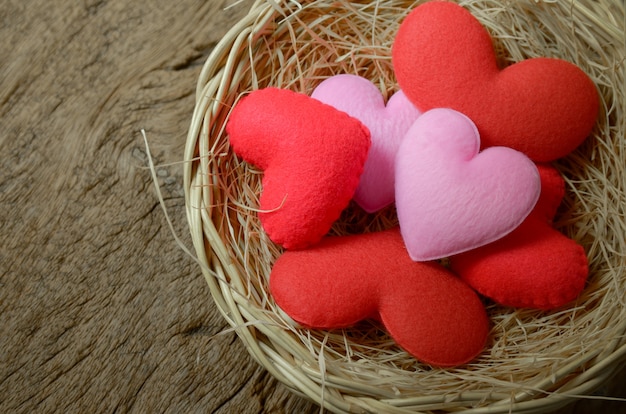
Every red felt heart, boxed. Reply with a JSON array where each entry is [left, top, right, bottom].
[[270, 228, 490, 367], [450, 165, 589, 309], [392, 1, 599, 162], [226, 88, 371, 249]]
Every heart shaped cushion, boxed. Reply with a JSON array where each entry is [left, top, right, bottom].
[[450, 164, 589, 309], [270, 228, 490, 367], [392, 1, 599, 162], [395, 108, 540, 261], [312, 74, 422, 212], [226, 88, 371, 249]]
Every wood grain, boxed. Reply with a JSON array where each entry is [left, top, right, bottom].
[[0, 1, 624, 413], [0, 1, 315, 412]]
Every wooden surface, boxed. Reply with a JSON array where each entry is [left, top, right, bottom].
[[1, 1, 624, 413]]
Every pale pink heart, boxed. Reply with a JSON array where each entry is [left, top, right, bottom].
[[312, 74, 422, 213], [395, 108, 541, 261]]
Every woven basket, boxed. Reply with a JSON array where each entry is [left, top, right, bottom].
[[184, 0, 626, 412]]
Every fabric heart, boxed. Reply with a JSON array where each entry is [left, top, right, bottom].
[[226, 88, 371, 249], [311, 74, 422, 212], [270, 228, 490, 367], [392, 1, 599, 162], [450, 164, 589, 309], [395, 108, 540, 261]]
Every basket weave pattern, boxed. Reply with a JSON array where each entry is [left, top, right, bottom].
[[185, 1, 626, 412]]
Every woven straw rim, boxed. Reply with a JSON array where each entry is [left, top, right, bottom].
[[184, 0, 626, 412]]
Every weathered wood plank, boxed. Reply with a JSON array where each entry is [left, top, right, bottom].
[[0, 1, 315, 412]]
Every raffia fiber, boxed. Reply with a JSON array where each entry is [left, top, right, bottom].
[[184, 0, 626, 412]]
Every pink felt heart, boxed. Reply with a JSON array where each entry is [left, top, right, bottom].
[[312, 74, 422, 212], [226, 88, 371, 249], [392, 1, 599, 162], [395, 108, 540, 261]]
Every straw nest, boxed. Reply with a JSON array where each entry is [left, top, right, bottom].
[[184, 0, 626, 412]]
